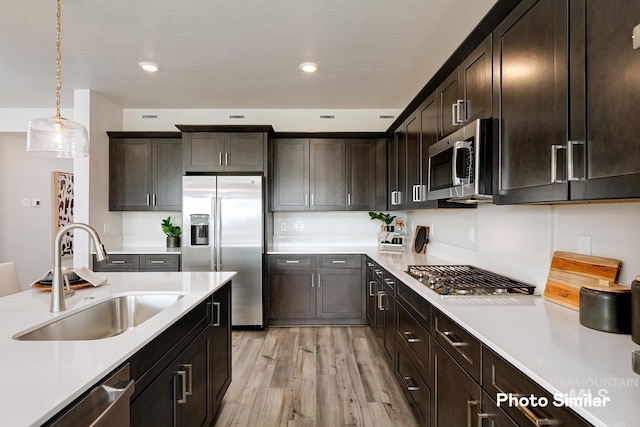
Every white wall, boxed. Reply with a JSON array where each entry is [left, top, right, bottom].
[[407, 202, 640, 291], [0, 133, 73, 287], [122, 109, 401, 132]]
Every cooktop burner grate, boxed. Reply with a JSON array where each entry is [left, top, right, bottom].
[[406, 265, 535, 296]]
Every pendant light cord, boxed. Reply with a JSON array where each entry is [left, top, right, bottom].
[[55, 0, 62, 119]]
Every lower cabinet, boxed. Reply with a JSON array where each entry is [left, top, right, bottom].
[[93, 253, 181, 272], [268, 254, 365, 325], [431, 340, 482, 427], [364, 256, 592, 427], [130, 282, 232, 426]]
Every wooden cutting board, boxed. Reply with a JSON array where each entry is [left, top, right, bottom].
[[543, 251, 622, 310]]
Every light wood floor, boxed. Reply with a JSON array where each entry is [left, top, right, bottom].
[[215, 327, 420, 427]]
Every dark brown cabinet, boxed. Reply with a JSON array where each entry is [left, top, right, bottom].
[[268, 255, 365, 325], [346, 139, 378, 211], [271, 137, 385, 211], [310, 139, 346, 210], [437, 35, 492, 139], [178, 126, 270, 173], [431, 340, 482, 427], [130, 282, 232, 427], [108, 133, 182, 211], [92, 253, 181, 272], [495, 0, 640, 204]]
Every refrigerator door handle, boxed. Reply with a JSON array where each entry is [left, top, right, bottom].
[[212, 196, 218, 270], [216, 196, 223, 271]]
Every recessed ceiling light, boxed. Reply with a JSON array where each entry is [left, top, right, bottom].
[[299, 62, 317, 73], [139, 61, 159, 72]]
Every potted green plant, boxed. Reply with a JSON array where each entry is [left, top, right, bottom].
[[368, 212, 397, 232], [161, 216, 182, 248]]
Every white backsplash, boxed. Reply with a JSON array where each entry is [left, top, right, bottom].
[[121, 212, 183, 247]]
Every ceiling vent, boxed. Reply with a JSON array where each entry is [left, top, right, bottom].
[[318, 114, 336, 120], [141, 114, 158, 119], [379, 114, 395, 120], [228, 114, 246, 119]]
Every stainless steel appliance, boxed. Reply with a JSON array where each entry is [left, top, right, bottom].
[[427, 118, 494, 202], [182, 176, 263, 327], [51, 363, 134, 427], [406, 265, 535, 296]]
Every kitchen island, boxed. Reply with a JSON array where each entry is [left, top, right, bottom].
[[0, 270, 234, 426], [268, 245, 640, 427]]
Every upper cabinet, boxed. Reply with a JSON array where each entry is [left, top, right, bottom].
[[438, 35, 493, 138], [177, 125, 271, 173], [108, 132, 183, 211], [494, 0, 640, 204], [271, 136, 387, 212]]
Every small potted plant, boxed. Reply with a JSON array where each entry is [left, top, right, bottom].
[[369, 212, 397, 232], [161, 216, 182, 248]]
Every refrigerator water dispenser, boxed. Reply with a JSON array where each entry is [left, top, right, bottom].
[[190, 214, 209, 245]]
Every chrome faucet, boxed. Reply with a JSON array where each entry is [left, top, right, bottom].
[[51, 223, 108, 313]]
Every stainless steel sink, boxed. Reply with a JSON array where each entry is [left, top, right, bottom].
[[14, 293, 184, 341]]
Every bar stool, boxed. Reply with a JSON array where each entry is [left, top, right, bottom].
[[0, 262, 21, 297]]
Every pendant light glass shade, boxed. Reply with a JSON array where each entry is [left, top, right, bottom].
[[27, 0, 89, 159], [27, 116, 89, 158]]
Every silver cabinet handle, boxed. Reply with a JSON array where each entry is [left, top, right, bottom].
[[150, 260, 166, 264], [403, 376, 420, 392], [567, 140, 584, 181], [183, 364, 193, 396], [311, 193, 314, 206], [377, 291, 386, 311], [452, 102, 459, 126], [332, 259, 346, 264], [347, 193, 351, 206], [311, 274, 315, 288], [403, 331, 420, 343], [457, 99, 466, 123], [435, 317, 473, 365], [110, 260, 126, 264], [212, 301, 221, 326], [285, 259, 300, 264], [225, 152, 229, 165], [492, 383, 554, 426], [375, 270, 383, 277], [369, 281, 376, 296], [551, 144, 567, 183], [391, 191, 398, 206], [152, 193, 157, 206], [467, 400, 479, 427], [367, 262, 374, 268], [305, 194, 308, 206], [412, 184, 420, 202], [176, 370, 187, 404], [219, 152, 223, 165], [146, 193, 150, 206]]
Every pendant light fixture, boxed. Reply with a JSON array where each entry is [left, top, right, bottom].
[[27, 0, 88, 158]]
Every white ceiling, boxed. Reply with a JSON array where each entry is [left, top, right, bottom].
[[2, 0, 499, 110]]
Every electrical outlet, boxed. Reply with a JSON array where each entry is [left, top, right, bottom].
[[280, 222, 286, 232], [468, 226, 475, 242], [430, 224, 435, 236], [577, 235, 591, 255]]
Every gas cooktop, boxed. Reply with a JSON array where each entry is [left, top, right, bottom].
[[406, 265, 536, 296]]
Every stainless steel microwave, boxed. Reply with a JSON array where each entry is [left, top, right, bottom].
[[427, 118, 494, 202]]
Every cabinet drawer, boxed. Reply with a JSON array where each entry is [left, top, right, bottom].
[[482, 347, 591, 427], [397, 281, 430, 327], [139, 254, 180, 271], [395, 343, 431, 425], [93, 254, 139, 271], [431, 308, 482, 383], [396, 305, 430, 386], [271, 255, 316, 269], [318, 254, 361, 269]]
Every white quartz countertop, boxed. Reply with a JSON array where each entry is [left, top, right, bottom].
[[0, 271, 235, 427], [270, 245, 640, 427]]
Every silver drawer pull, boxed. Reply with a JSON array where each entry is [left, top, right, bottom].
[[367, 262, 374, 268], [403, 331, 420, 343], [439, 329, 467, 347], [403, 376, 420, 392], [110, 260, 126, 264], [176, 370, 187, 404], [332, 260, 346, 264], [150, 260, 166, 264], [369, 281, 376, 297], [493, 384, 554, 426], [285, 260, 300, 264], [375, 270, 383, 277]]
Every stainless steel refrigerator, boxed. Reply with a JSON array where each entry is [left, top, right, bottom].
[[182, 175, 263, 327]]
